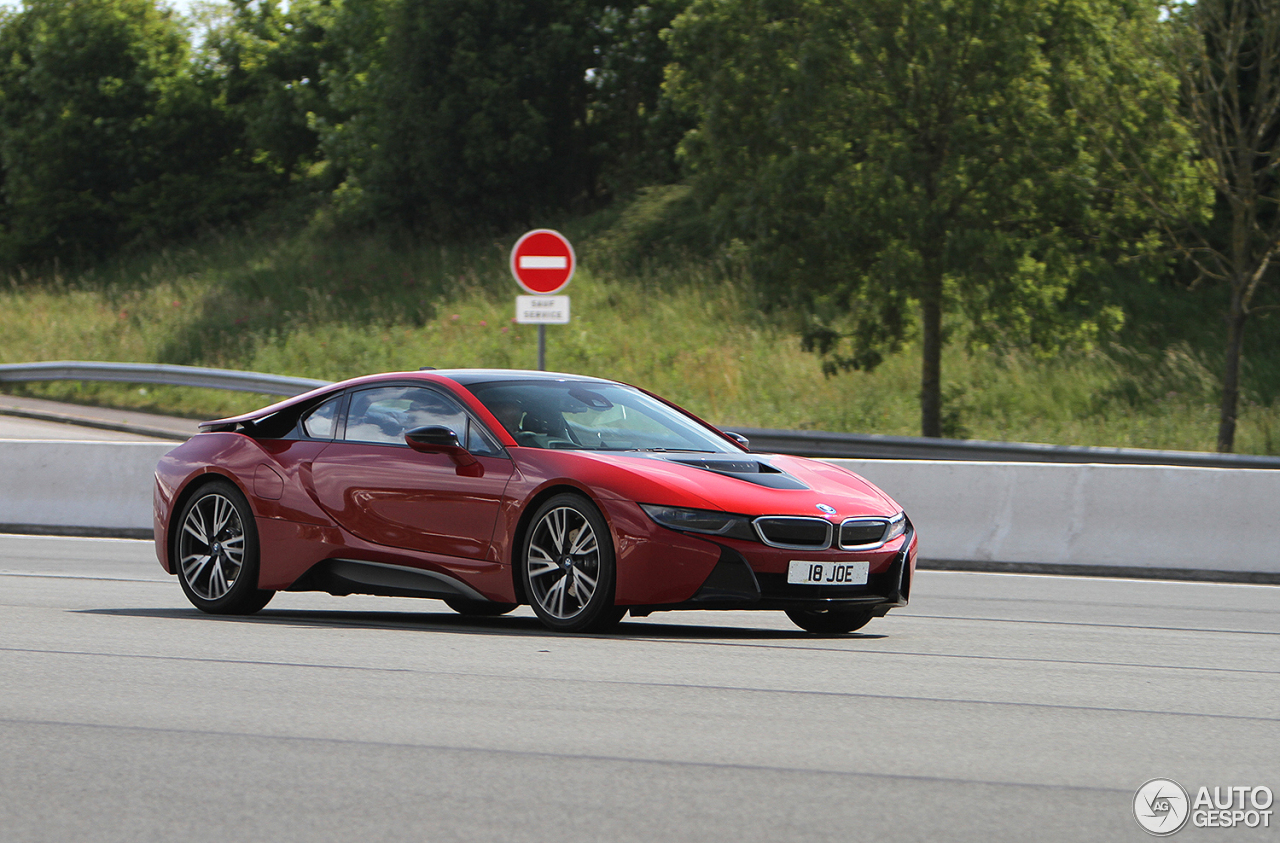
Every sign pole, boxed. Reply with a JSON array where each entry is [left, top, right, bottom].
[[511, 229, 575, 373]]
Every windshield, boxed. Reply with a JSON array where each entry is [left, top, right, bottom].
[[467, 380, 739, 453]]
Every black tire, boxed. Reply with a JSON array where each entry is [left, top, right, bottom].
[[785, 606, 876, 634], [443, 597, 518, 617], [519, 493, 621, 633], [174, 480, 274, 615]]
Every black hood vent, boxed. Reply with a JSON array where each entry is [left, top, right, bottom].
[[663, 456, 810, 490]]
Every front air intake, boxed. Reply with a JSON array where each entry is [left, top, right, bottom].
[[753, 517, 832, 549], [839, 518, 890, 549]]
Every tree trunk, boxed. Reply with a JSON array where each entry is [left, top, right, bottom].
[[920, 267, 944, 438], [1217, 287, 1248, 453], [1218, 168, 1253, 454]]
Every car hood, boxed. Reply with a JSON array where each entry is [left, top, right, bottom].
[[520, 450, 902, 520]]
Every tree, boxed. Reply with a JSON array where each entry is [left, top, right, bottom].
[[201, 0, 340, 186], [665, 0, 1179, 437], [0, 0, 256, 265], [313, 0, 598, 235], [1082, 0, 1280, 452], [588, 0, 693, 196], [313, 0, 693, 236]]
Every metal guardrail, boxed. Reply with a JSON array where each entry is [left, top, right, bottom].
[[0, 361, 328, 397], [2, 360, 1279, 469], [731, 426, 1280, 469]]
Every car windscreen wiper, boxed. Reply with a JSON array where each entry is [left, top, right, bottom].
[[625, 448, 717, 453]]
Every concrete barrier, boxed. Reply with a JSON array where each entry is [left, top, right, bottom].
[[1, 440, 1276, 581], [835, 459, 1280, 581], [0, 439, 173, 537]]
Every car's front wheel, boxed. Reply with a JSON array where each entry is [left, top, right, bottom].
[[520, 494, 624, 633], [785, 606, 875, 634], [175, 480, 274, 615]]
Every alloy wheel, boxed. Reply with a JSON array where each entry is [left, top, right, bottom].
[[178, 491, 247, 602], [526, 505, 602, 621]]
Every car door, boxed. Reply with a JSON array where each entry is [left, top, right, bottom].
[[308, 384, 515, 560]]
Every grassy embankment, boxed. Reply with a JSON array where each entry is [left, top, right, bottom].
[[2, 193, 1278, 454]]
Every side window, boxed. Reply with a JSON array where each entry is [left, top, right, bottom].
[[342, 386, 501, 456], [465, 422, 501, 457], [301, 396, 342, 440]]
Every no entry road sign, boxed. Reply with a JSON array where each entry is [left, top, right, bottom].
[[510, 229, 575, 295]]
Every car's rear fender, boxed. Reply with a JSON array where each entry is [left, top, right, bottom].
[[156, 432, 327, 575], [157, 465, 250, 575]]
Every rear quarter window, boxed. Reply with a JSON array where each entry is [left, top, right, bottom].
[[301, 396, 342, 439]]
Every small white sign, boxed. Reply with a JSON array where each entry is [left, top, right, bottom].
[[516, 295, 571, 324]]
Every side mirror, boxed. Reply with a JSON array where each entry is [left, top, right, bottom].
[[405, 426, 481, 472], [406, 425, 462, 450], [724, 431, 750, 450]]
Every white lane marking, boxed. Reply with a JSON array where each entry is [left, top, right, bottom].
[[919, 569, 1273, 590], [0, 533, 151, 544], [0, 572, 169, 582]]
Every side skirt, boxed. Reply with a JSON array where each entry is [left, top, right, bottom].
[[287, 558, 491, 602]]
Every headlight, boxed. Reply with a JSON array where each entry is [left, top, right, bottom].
[[884, 511, 908, 542], [640, 504, 757, 541]]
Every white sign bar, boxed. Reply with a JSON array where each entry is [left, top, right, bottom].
[[518, 256, 568, 270], [516, 295, 571, 324]]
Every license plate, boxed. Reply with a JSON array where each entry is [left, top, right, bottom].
[[787, 560, 869, 586]]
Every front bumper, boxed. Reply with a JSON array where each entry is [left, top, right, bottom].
[[627, 526, 916, 617]]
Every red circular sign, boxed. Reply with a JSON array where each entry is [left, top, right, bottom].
[[510, 229, 575, 294]]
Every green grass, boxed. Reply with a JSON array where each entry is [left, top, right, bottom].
[[2, 195, 1279, 454]]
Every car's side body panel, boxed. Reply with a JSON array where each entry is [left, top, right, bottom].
[[157, 432, 519, 599], [308, 442, 515, 560]]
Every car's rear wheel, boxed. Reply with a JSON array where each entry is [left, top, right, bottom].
[[785, 606, 875, 634], [520, 494, 623, 633], [175, 480, 274, 615], [443, 597, 518, 617]]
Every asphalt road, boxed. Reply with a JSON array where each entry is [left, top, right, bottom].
[[0, 394, 196, 441], [0, 414, 169, 441], [1, 534, 1276, 843]]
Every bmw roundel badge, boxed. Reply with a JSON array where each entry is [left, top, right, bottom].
[[816, 503, 837, 515]]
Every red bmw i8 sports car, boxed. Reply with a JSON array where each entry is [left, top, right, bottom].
[[154, 369, 917, 633]]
